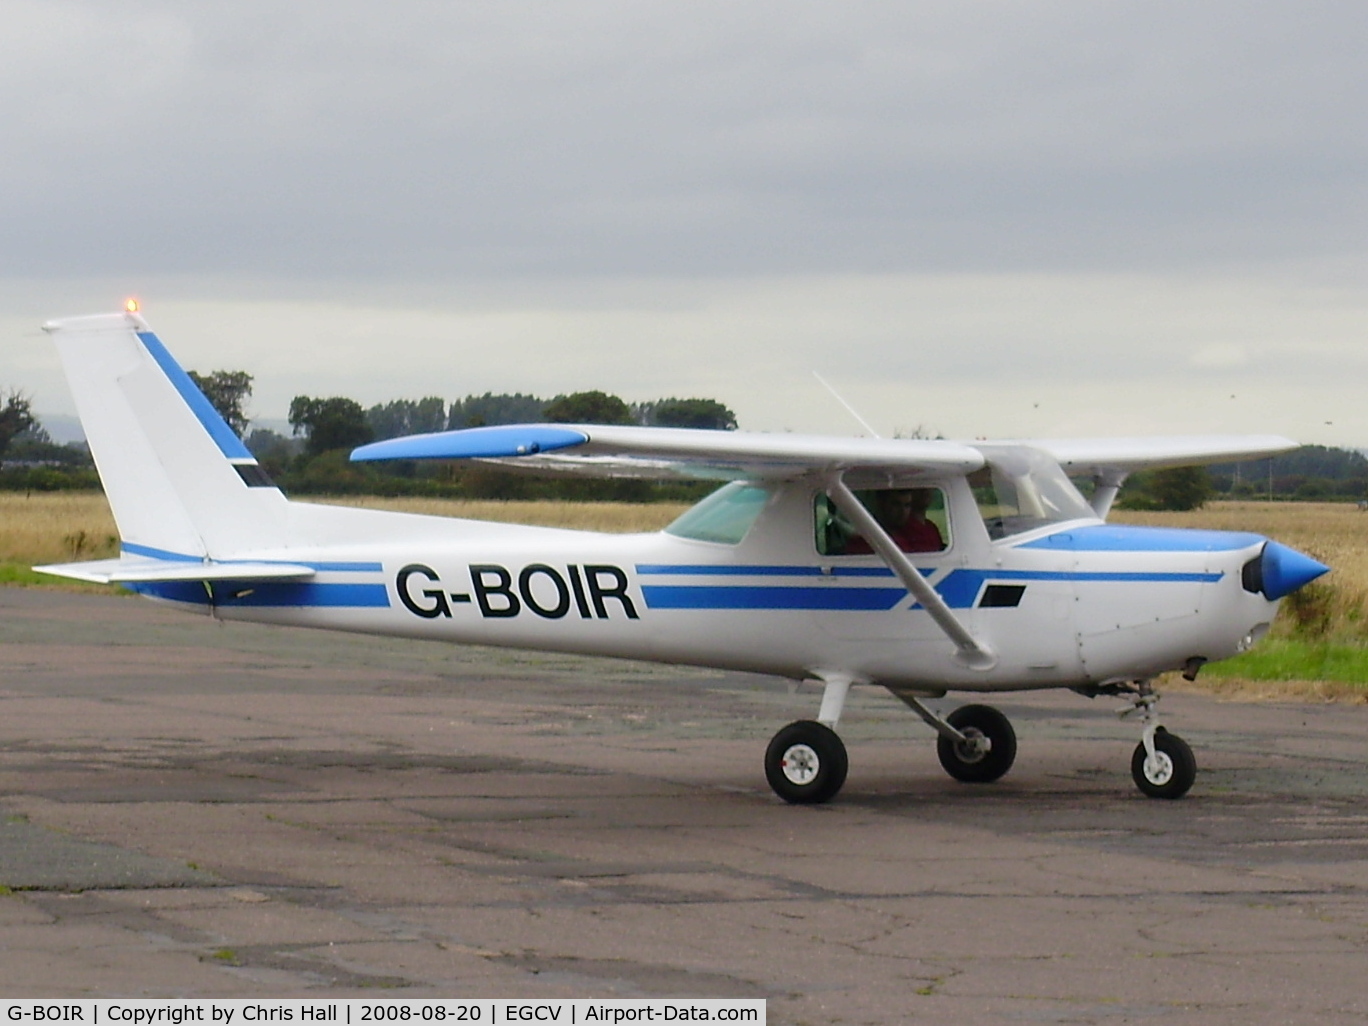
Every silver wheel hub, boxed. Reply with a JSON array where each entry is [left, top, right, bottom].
[[953, 727, 990, 764], [781, 743, 820, 786], [1144, 751, 1174, 786]]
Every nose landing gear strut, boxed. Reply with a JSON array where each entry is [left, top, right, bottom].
[[1119, 680, 1196, 799]]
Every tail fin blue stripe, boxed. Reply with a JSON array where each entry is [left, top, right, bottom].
[[121, 541, 204, 563], [136, 332, 254, 461], [121, 541, 384, 573]]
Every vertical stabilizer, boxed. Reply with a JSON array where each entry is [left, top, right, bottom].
[[43, 310, 290, 559]]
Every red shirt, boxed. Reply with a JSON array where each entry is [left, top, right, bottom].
[[845, 518, 944, 555]]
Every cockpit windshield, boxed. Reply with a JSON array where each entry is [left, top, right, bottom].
[[971, 446, 1097, 540]]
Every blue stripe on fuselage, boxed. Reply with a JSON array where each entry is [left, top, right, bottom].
[[635, 564, 1223, 610], [127, 580, 390, 607], [641, 585, 907, 610], [636, 563, 897, 578]]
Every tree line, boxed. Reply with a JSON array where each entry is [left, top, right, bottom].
[[1117, 445, 1368, 511], [0, 391, 101, 491], [4, 370, 1368, 508], [192, 371, 738, 500]]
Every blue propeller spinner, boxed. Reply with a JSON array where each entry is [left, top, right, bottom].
[[1253, 541, 1330, 601]]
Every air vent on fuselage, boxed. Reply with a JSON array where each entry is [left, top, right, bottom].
[[979, 585, 1026, 608]]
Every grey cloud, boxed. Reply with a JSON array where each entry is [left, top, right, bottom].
[[2, 1, 1366, 278]]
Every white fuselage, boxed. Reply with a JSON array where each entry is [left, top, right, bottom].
[[130, 480, 1280, 694]]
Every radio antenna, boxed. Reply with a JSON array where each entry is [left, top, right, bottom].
[[812, 371, 882, 439]]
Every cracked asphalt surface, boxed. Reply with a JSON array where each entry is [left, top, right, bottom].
[[2, 587, 1368, 1023]]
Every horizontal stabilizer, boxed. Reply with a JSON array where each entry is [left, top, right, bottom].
[[35, 557, 317, 586]]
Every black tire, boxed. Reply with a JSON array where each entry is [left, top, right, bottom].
[[1131, 727, 1196, 799], [936, 704, 1018, 784], [765, 720, 849, 804]]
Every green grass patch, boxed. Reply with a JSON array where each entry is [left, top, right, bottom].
[[0, 561, 121, 593], [0, 562, 61, 586], [1206, 639, 1368, 687]]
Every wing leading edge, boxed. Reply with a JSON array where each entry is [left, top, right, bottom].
[[352, 424, 1298, 483], [352, 424, 987, 481]]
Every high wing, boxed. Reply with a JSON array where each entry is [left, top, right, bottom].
[[351, 424, 987, 481], [1024, 435, 1298, 477], [351, 423, 1297, 484], [1015, 434, 1297, 515]]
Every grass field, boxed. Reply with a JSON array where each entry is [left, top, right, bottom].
[[3, 492, 1364, 699], [0, 492, 119, 568], [0, 492, 688, 570]]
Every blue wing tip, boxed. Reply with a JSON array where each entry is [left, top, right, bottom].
[[351, 425, 589, 462]]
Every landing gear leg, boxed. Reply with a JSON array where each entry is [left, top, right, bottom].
[[1120, 681, 1196, 799], [765, 674, 852, 804], [892, 693, 1018, 784]]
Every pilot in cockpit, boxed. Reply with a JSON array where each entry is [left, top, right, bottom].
[[844, 487, 945, 554]]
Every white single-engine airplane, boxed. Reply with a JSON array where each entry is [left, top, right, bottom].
[[37, 308, 1330, 804]]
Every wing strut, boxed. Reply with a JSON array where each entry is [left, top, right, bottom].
[[1088, 469, 1128, 518], [825, 475, 997, 671]]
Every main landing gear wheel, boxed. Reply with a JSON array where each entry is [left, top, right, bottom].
[[937, 703, 1017, 784], [765, 720, 849, 805], [1131, 727, 1196, 799]]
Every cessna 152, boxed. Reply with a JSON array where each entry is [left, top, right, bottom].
[[37, 308, 1329, 805]]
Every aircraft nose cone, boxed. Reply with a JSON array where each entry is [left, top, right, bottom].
[[1258, 541, 1330, 600]]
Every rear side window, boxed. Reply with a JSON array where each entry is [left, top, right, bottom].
[[815, 487, 949, 556], [666, 482, 771, 544]]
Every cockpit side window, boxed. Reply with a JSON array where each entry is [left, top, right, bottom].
[[815, 486, 950, 556]]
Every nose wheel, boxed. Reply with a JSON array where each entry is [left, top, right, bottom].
[[1131, 726, 1196, 799]]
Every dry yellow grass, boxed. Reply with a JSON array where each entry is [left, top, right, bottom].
[[0, 493, 688, 567], [1113, 501, 1364, 583], [0, 491, 119, 564], [322, 495, 690, 533]]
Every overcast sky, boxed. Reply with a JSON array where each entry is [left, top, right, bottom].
[[3, 1, 1367, 443]]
